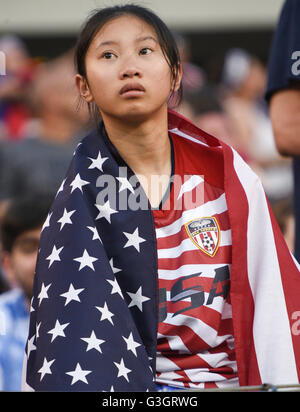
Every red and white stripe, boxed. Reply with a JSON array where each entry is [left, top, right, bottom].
[[225, 145, 300, 385], [165, 109, 300, 387], [154, 127, 239, 388]]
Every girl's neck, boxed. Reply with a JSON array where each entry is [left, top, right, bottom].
[[102, 109, 171, 177]]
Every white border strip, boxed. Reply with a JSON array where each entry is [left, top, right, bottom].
[[232, 149, 297, 384]]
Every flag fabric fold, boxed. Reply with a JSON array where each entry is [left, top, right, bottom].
[[23, 110, 300, 391], [222, 142, 300, 385]]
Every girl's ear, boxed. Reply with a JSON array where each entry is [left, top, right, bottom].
[[173, 63, 183, 92], [75, 74, 94, 103]]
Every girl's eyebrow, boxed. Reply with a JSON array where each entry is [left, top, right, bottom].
[[96, 40, 119, 49], [136, 35, 157, 43], [96, 35, 157, 50]]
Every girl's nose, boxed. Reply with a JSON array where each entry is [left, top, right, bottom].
[[120, 67, 142, 79], [119, 54, 142, 79]]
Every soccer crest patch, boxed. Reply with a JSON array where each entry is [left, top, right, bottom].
[[185, 217, 220, 257]]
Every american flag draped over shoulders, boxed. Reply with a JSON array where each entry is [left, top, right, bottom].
[[23, 121, 158, 391], [23, 110, 300, 391]]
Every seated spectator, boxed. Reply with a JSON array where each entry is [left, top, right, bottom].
[[0, 194, 52, 390], [0, 34, 38, 141], [174, 32, 206, 93], [221, 48, 293, 203], [178, 85, 235, 149], [169, 32, 206, 107], [0, 49, 90, 202]]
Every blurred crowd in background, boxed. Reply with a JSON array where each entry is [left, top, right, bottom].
[[0, 23, 295, 389]]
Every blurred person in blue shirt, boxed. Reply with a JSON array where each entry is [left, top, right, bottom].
[[265, 0, 300, 262], [0, 193, 52, 390]]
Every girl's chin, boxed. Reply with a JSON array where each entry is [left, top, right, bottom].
[[101, 105, 167, 124]]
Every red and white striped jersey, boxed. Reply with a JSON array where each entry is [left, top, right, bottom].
[[153, 130, 239, 389]]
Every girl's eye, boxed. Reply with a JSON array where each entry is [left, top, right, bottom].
[[102, 52, 115, 59], [139, 47, 152, 55]]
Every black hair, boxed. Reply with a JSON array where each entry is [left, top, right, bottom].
[[74, 4, 182, 120], [0, 194, 53, 252]]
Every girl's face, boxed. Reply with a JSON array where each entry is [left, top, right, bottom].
[[76, 14, 181, 123]]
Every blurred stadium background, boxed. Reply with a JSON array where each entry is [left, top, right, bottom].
[[0, 0, 285, 78]]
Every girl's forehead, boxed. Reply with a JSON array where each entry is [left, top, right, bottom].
[[90, 14, 158, 47]]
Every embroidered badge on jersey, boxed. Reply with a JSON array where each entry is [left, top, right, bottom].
[[185, 217, 220, 257]]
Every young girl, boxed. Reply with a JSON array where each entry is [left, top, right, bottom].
[[23, 4, 300, 392]]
